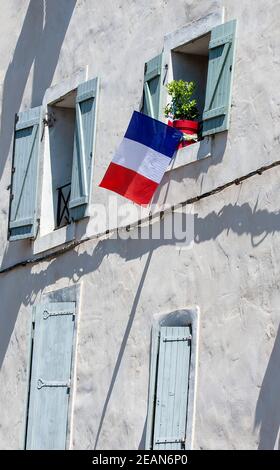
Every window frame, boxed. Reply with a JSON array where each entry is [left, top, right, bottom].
[[22, 284, 81, 450], [31, 68, 101, 254], [160, 9, 225, 124], [145, 307, 199, 450]]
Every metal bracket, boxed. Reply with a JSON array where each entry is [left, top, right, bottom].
[[155, 437, 185, 445], [37, 378, 70, 390], [41, 112, 56, 141], [163, 335, 192, 342], [163, 63, 168, 85], [43, 112, 56, 128]]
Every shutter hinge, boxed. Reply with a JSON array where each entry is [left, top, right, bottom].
[[43, 309, 75, 320], [11, 167, 16, 174], [10, 194, 14, 201], [163, 63, 168, 84], [31, 321, 35, 338], [155, 437, 185, 445], [37, 378, 70, 390], [163, 335, 192, 342]]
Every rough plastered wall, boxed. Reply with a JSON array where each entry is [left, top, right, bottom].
[[0, 0, 280, 265], [1, 162, 280, 450], [0, 0, 280, 450]]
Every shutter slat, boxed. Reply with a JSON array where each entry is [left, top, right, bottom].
[[9, 217, 34, 229], [142, 53, 163, 120], [69, 77, 99, 221], [26, 302, 75, 450], [9, 107, 41, 241], [202, 20, 237, 136], [152, 326, 191, 450]]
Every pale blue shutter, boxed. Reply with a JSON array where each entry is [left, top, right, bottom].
[[8, 107, 42, 240], [26, 302, 75, 450], [152, 326, 191, 450], [202, 20, 237, 136], [142, 54, 163, 119], [69, 77, 99, 221]]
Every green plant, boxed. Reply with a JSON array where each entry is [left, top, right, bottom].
[[164, 80, 199, 120]]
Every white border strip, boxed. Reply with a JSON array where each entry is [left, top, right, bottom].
[[112, 137, 171, 183]]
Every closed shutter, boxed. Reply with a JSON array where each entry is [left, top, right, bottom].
[[142, 54, 163, 120], [26, 302, 75, 450], [69, 77, 99, 221], [202, 20, 237, 136], [8, 106, 42, 241], [152, 326, 191, 450]]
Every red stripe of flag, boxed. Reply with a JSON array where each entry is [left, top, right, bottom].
[[99, 162, 158, 205]]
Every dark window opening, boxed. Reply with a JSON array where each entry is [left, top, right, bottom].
[[48, 89, 77, 229]]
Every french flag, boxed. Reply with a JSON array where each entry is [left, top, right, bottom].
[[99, 111, 182, 205]]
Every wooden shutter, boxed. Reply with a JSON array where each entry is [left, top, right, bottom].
[[142, 54, 163, 119], [202, 20, 237, 136], [8, 107, 42, 241], [69, 77, 99, 221], [25, 302, 75, 450], [152, 326, 191, 450]]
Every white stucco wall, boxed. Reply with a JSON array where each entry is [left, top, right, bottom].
[[0, 0, 280, 450]]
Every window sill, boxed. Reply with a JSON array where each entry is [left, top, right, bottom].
[[33, 223, 75, 255], [166, 136, 212, 172]]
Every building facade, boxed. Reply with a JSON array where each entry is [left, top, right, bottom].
[[0, 0, 280, 450]]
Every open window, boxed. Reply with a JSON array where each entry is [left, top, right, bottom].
[[8, 77, 99, 241], [48, 90, 76, 229], [171, 32, 210, 126], [39, 77, 99, 237], [47, 77, 99, 230], [141, 20, 237, 140]]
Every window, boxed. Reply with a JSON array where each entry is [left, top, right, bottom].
[[48, 90, 76, 229], [25, 301, 76, 449], [171, 33, 210, 124], [142, 19, 237, 138], [147, 325, 191, 450], [145, 308, 199, 450], [8, 77, 99, 241]]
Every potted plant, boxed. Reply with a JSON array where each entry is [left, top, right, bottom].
[[164, 80, 199, 148]]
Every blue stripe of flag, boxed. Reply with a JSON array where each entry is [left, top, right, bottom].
[[124, 111, 183, 158]]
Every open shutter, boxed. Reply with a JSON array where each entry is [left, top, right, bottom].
[[26, 302, 75, 450], [69, 77, 99, 221], [202, 20, 237, 136], [152, 326, 191, 450], [142, 54, 163, 120], [8, 107, 41, 240]]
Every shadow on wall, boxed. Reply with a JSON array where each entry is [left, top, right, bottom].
[[255, 324, 280, 450], [194, 200, 280, 247], [0, 0, 77, 180], [2, 198, 280, 448], [152, 131, 228, 207], [1, 200, 280, 358]]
